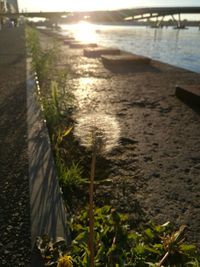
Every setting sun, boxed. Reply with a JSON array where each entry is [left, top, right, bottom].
[[62, 21, 97, 43]]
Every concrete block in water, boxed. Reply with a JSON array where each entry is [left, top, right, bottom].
[[63, 37, 75, 45], [176, 85, 200, 106], [57, 36, 73, 41], [84, 47, 121, 57], [101, 54, 151, 67], [69, 42, 97, 48]]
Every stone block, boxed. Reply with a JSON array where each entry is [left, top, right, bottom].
[[176, 85, 200, 106], [69, 42, 97, 48], [63, 38, 75, 45], [57, 36, 72, 41], [101, 54, 151, 67], [84, 47, 121, 57]]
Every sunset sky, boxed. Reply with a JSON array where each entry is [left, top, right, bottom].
[[18, 0, 200, 12]]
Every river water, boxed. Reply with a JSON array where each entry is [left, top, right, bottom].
[[60, 23, 200, 73]]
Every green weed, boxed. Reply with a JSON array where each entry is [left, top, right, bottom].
[[57, 159, 85, 188], [26, 26, 60, 88], [69, 206, 200, 267], [42, 81, 61, 131]]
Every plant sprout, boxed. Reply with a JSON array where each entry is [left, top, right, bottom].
[[74, 112, 120, 267]]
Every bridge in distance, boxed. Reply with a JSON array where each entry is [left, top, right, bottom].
[[2, 6, 200, 19], [1, 6, 200, 27]]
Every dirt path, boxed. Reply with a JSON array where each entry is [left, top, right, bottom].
[[0, 27, 31, 266]]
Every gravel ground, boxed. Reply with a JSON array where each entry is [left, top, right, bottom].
[[0, 26, 31, 266], [42, 31, 200, 248]]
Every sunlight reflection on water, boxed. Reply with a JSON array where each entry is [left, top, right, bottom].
[[61, 21, 97, 43], [61, 23, 200, 73]]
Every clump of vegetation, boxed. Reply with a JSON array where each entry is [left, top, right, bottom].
[[57, 159, 85, 188], [69, 206, 199, 267], [26, 26, 60, 87], [35, 207, 199, 267], [42, 81, 61, 128], [27, 26, 86, 182], [26, 27, 75, 125]]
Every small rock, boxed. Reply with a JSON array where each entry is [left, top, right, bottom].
[[120, 137, 138, 145], [152, 172, 160, 178]]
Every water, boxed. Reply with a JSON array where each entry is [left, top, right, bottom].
[[60, 23, 200, 73]]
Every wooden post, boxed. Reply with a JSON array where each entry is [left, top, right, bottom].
[[171, 14, 177, 28]]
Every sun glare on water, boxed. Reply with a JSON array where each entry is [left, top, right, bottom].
[[72, 21, 97, 43]]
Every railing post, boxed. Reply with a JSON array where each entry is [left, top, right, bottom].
[[178, 13, 181, 28]]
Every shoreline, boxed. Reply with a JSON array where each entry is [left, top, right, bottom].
[[57, 24, 200, 73]]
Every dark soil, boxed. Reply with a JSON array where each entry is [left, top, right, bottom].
[[0, 27, 31, 266]]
